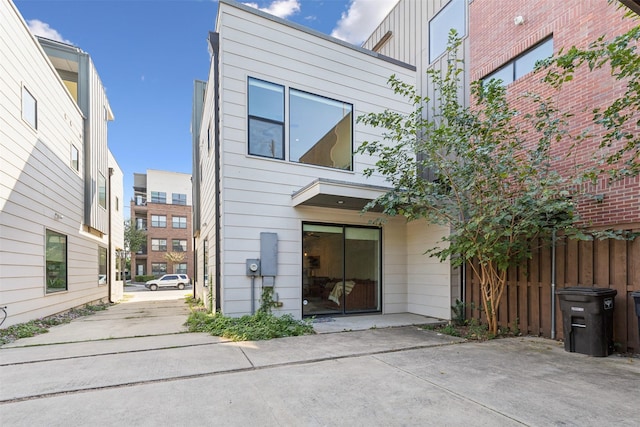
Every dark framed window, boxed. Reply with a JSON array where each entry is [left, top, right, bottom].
[[172, 216, 187, 229], [429, 0, 466, 63], [151, 191, 166, 204], [98, 173, 106, 209], [98, 246, 107, 285], [152, 238, 167, 251], [173, 239, 187, 252], [176, 263, 187, 274], [484, 37, 554, 86], [172, 193, 187, 205], [22, 86, 37, 129], [46, 229, 67, 293], [290, 89, 353, 170], [151, 262, 167, 276], [248, 77, 284, 159], [151, 215, 166, 227]]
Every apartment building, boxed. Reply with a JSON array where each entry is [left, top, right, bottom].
[[130, 170, 193, 280], [0, 0, 123, 327]]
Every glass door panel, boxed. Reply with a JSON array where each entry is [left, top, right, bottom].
[[344, 227, 380, 313], [302, 224, 343, 316]]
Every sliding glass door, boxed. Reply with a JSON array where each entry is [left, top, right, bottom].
[[302, 223, 380, 316]]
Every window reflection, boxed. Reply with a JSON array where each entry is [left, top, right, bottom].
[[248, 78, 284, 159], [290, 89, 352, 170]]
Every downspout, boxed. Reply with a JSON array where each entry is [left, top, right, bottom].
[[108, 167, 114, 303], [211, 32, 222, 312], [551, 229, 557, 339]]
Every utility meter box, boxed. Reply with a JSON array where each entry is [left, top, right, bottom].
[[246, 259, 260, 276]]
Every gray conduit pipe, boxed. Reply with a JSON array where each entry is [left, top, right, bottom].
[[551, 230, 557, 340]]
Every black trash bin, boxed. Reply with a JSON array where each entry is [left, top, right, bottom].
[[632, 291, 640, 349], [556, 287, 617, 357]]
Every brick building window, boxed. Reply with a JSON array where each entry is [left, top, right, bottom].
[[172, 216, 187, 229], [151, 215, 166, 227], [172, 193, 187, 205], [151, 191, 166, 204], [152, 238, 167, 251], [484, 37, 554, 86], [172, 239, 187, 252], [151, 263, 167, 276]]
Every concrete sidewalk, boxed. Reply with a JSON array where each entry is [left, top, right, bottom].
[[1, 290, 638, 426]]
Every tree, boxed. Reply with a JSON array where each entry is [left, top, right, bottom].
[[357, 36, 582, 335], [540, 23, 640, 178], [164, 251, 185, 273], [124, 219, 146, 256]]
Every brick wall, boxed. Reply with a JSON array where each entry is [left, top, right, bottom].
[[469, 0, 639, 228]]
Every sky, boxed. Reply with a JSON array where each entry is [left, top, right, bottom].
[[14, 0, 399, 216]]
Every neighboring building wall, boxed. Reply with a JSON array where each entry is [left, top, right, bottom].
[[131, 170, 194, 280], [109, 152, 124, 302], [0, 0, 117, 327], [469, 0, 639, 228]]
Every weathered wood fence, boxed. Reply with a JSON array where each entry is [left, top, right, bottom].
[[465, 234, 640, 353]]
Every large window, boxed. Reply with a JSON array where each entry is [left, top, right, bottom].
[[22, 86, 37, 129], [172, 193, 187, 205], [248, 77, 284, 159], [152, 238, 167, 251], [151, 262, 167, 277], [98, 246, 107, 285], [173, 239, 187, 252], [302, 223, 381, 317], [172, 216, 187, 229], [176, 263, 187, 274], [151, 215, 166, 227], [484, 38, 554, 86], [151, 191, 166, 204], [46, 230, 67, 293], [429, 0, 466, 63], [98, 173, 106, 209], [290, 89, 353, 170]]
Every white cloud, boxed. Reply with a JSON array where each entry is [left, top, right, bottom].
[[243, 0, 301, 19], [331, 0, 398, 45], [26, 19, 72, 44]]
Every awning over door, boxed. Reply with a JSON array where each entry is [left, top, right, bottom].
[[291, 178, 389, 212]]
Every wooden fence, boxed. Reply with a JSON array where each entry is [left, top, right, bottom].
[[464, 234, 640, 353]]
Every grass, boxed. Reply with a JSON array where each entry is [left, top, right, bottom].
[[184, 297, 315, 341], [0, 302, 111, 346]]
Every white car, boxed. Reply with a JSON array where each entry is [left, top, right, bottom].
[[145, 274, 190, 291]]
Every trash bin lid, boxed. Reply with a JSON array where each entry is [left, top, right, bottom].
[[631, 290, 640, 298], [555, 286, 617, 297]]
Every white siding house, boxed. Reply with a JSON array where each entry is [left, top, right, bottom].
[[0, 0, 122, 327], [192, 0, 456, 320]]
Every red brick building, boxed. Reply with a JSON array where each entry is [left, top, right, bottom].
[[131, 170, 194, 280]]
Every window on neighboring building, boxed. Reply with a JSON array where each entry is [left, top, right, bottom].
[[151, 262, 167, 276], [203, 239, 208, 284], [115, 197, 119, 212], [173, 239, 187, 252], [151, 238, 167, 251], [98, 173, 107, 209], [135, 218, 147, 230], [207, 124, 211, 152], [172, 216, 187, 229], [484, 37, 554, 86], [71, 145, 79, 171], [98, 246, 107, 285], [290, 89, 353, 170], [429, 0, 466, 63], [151, 215, 167, 227], [172, 193, 187, 205], [46, 230, 67, 293], [176, 263, 187, 274], [22, 86, 37, 129], [151, 191, 166, 204], [248, 77, 284, 159]]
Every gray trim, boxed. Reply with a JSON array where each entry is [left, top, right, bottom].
[[219, 0, 416, 71]]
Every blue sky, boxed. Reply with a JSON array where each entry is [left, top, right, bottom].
[[14, 0, 398, 216]]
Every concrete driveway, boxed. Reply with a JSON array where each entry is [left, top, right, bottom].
[[1, 288, 638, 426]]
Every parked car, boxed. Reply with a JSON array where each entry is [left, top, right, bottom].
[[145, 274, 190, 291]]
